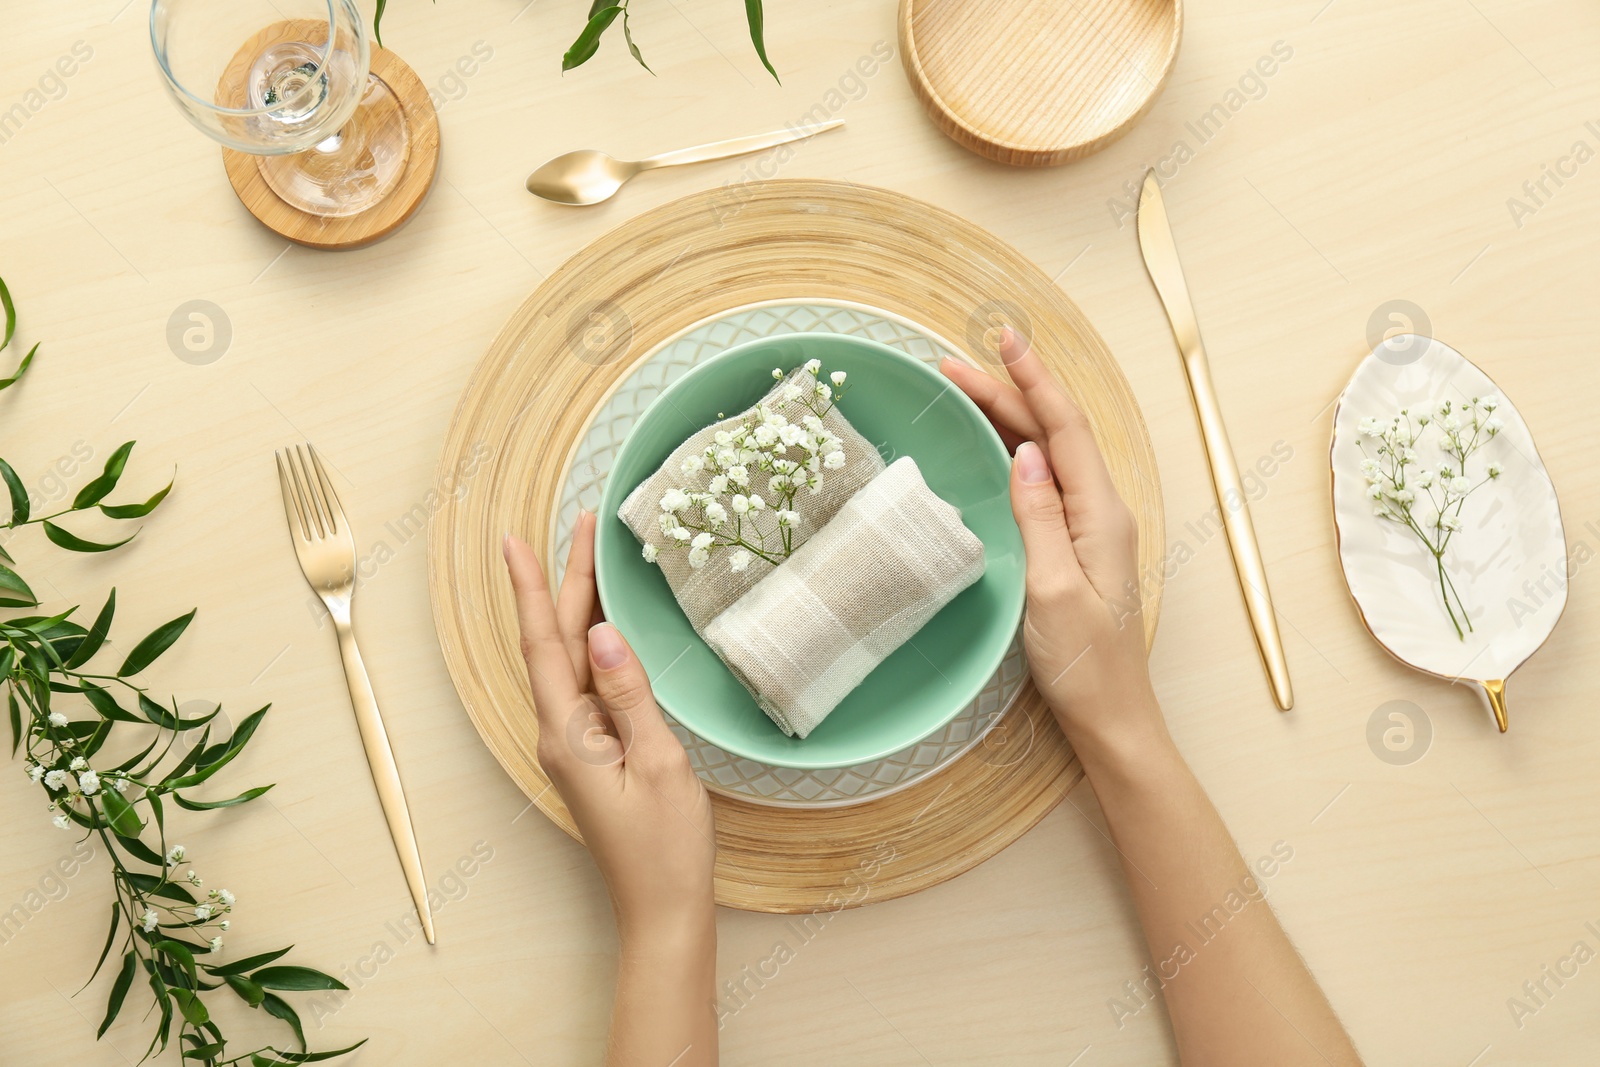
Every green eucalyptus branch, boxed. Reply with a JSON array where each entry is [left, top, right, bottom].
[[1, 276, 364, 1067], [370, 0, 777, 80]]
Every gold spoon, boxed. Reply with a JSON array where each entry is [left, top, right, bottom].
[[525, 120, 845, 205]]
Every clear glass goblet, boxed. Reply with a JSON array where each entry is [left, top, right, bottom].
[[150, 0, 410, 218]]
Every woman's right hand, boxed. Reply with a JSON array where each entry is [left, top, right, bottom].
[[942, 327, 1166, 761]]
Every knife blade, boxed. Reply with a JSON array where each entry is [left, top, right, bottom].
[[1136, 170, 1294, 711]]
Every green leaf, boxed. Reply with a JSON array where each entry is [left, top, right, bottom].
[[170, 985, 210, 1026], [117, 608, 196, 676], [155, 939, 199, 986], [260, 992, 307, 1052], [562, 5, 623, 72], [165, 706, 267, 788], [117, 831, 166, 866], [744, 0, 778, 82], [64, 590, 116, 668], [1, 457, 28, 524], [43, 520, 135, 553], [85, 683, 143, 723], [81, 902, 122, 992], [182, 1041, 226, 1060], [7, 688, 19, 756], [172, 784, 273, 810], [372, 0, 386, 48], [0, 560, 36, 607], [98, 950, 136, 1037], [100, 787, 144, 837], [139, 693, 218, 730], [0, 342, 35, 391], [622, 9, 652, 73], [250, 965, 347, 992], [0, 274, 13, 354], [264, 1042, 368, 1064], [73, 441, 135, 509], [101, 474, 173, 519], [124, 871, 196, 905], [224, 973, 266, 1007], [203, 945, 291, 977]]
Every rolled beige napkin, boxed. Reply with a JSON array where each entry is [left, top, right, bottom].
[[619, 366, 885, 631], [703, 456, 985, 739]]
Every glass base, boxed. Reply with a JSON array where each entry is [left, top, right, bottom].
[[255, 73, 410, 219]]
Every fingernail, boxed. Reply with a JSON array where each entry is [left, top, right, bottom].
[[589, 622, 628, 669], [1016, 441, 1051, 484], [999, 326, 1028, 366], [502, 532, 512, 561]]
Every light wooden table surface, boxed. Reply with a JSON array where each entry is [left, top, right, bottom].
[[3, 2, 1597, 1064]]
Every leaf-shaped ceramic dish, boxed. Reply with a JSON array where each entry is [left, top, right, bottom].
[[1330, 334, 1567, 731]]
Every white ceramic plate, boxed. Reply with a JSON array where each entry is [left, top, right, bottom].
[[549, 300, 1027, 806], [1330, 334, 1567, 729]]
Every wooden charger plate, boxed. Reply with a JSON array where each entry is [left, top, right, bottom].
[[427, 179, 1165, 912], [899, 0, 1183, 166]]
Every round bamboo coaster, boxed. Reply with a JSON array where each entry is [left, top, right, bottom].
[[428, 179, 1165, 913], [215, 21, 439, 250], [898, 0, 1183, 167]]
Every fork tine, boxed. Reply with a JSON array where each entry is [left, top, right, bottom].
[[307, 445, 344, 536], [286, 446, 326, 539], [275, 450, 312, 541]]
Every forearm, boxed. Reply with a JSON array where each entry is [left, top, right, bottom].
[[1074, 702, 1362, 1067], [607, 908, 719, 1067]]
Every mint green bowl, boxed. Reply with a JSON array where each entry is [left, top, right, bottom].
[[594, 333, 1023, 769]]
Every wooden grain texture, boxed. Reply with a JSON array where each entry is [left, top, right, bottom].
[[427, 178, 1164, 913], [3, 0, 1599, 1063], [899, 0, 1183, 166], [217, 21, 440, 250]]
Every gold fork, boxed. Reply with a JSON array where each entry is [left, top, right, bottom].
[[275, 444, 436, 945]]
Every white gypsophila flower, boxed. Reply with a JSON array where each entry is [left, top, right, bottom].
[[704, 502, 728, 526], [782, 383, 803, 402], [1487, 463, 1503, 478], [112, 777, 128, 793], [713, 430, 734, 448], [687, 546, 710, 569], [1414, 470, 1434, 488], [1359, 458, 1380, 477], [771, 367, 783, 380], [707, 474, 729, 495], [807, 474, 823, 494], [1395, 489, 1414, 504], [768, 474, 789, 494], [141, 909, 158, 932], [747, 494, 766, 511], [27, 764, 45, 783], [753, 424, 778, 447], [1441, 515, 1463, 532], [727, 465, 749, 487], [69, 757, 88, 771], [167, 844, 186, 864], [48, 712, 68, 727], [77, 770, 100, 795], [669, 526, 691, 543], [1366, 484, 1383, 500], [728, 549, 753, 572], [44, 769, 69, 790], [53, 813, 71, 830], [220, 920, 230, 931], [1485, 417, 1504, 434], [824, 451, 846, 470], [218, 889, 235, 906], [187, 871, 202, 887], [641, 543, 659, 564], [659, 488, 691, 513], [1449, 477, 1471, 494], [681, 455, 705, 476], [830, 371, 846, 386], [194, 904, 211, 921], [209, 937, 223, 953], [1482, 396, 1500, 411], [803, 358, 821, 375], [1359, 416, 1383, 437], [731, 494, 750, 514], [690, 532, 713, 551], [776, 510, 800, 528], [1441, 414, 1461, 432], [815, 383, 832, 401], [656, 512, 675, 535]]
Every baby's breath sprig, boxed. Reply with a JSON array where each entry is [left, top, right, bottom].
[[645, 359, 852, 573], [1, 276, 362, 1067], [1358, 395, 1506, 640]]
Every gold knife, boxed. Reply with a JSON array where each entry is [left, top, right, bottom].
[[1136, 171, 1294, 711]]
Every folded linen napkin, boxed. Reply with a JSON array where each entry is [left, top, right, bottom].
[[619, 367, 885, 631], [703, 456, 985, 739]]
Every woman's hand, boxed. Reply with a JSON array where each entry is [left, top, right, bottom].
[[942, 328, 1164, 762], [502, 513, 716, 945]]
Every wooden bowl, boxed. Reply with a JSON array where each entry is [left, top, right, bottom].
[[898, 0, 1183, 167]]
